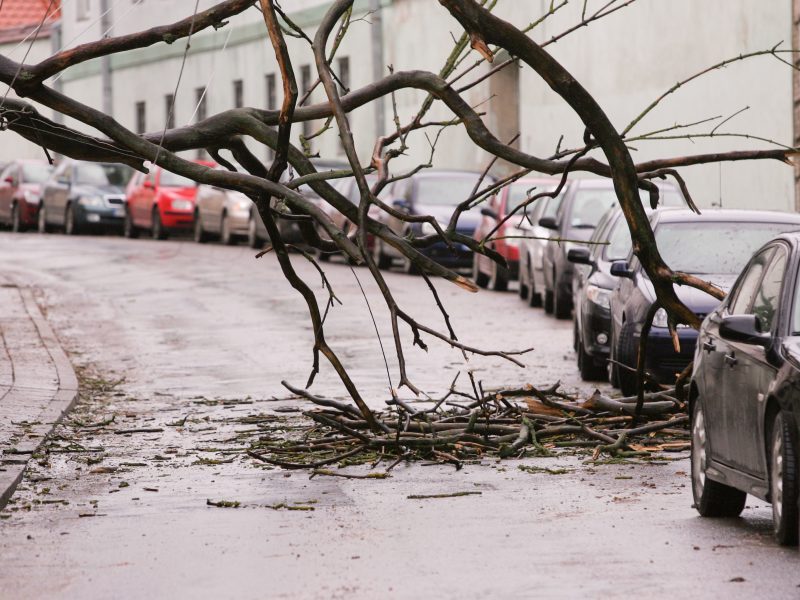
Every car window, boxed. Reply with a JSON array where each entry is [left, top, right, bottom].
[[158, 169, 195, 187], [542, 195, 562, 220], [413, 174, 488, 206], [20, 162, 53, 184], [75, 163, 132, 186], [604, 215, 632, 261], [729, 249, 773, 315], [751, 246, 787, 332], [569, 189, 620, 229], [0, 164, 14, 183]]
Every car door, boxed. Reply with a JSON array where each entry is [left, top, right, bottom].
[[0, 164, 17, 221], [136, 170, 157, 226], [724, 244, 787, 475]]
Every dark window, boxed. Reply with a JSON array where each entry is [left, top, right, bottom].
[[730, 249, 773, 315], [300, 65, 312, 141], [164, 94, 175, 129], [233, 79, 244, 109], [266, 73, 276, 111], [752, 247, 787, 331], [195, 87, 207, 122], [337, 56, 350, 94], [135, 101, 146, 134]]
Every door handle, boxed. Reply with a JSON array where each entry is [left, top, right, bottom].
[[703, 341, 716, 353], [724, 353, 738, 367]]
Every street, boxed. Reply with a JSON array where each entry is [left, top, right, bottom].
[[0, 232, 797, 599]]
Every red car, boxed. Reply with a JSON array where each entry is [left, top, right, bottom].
[[472, 178, 558, 291], [0, 160, 53, 232], [124, 161, 213, 239]]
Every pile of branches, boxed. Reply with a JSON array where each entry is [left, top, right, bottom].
[[246, 379, 690, 472]]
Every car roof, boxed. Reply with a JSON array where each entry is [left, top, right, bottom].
[[650, 207, 800, 225]]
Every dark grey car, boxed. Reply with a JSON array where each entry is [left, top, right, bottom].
[[39, 160, 133, 235]]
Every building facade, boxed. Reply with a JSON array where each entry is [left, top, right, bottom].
[[1, 0, 796, 210]]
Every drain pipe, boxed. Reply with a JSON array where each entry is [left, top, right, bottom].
[[369, 0, 385, 138], [100, 0, 113, 117]]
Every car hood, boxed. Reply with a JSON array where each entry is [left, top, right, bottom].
[[639, 273, 737, 313], [415, 203, 480, 230], [74, 183, 126, 196]]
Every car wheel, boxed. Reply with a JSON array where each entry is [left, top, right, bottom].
[[64, 204, 79, 236], [608, 328, 620, 388], [152, 208, 167, 240], [616, 321, 639, 396], [554, 279, 571, 320], [38, 205, 49, 234], [489, 261, 509, 292], [472, 255, 489, 288], [10, 203, 22, 233], [579, 336, 607, 381], [247, 213, 263, 249], [518, 263, 529, 299], [544, 289, 554, 314], [124, 208, 139, 239], [691, 399, 746, 517], [220, 213, 236, 246], [194, 211, 209, 244], [372, 239, 391, 270], [769, 411, 799, 546], [526, 263, 542, 308]]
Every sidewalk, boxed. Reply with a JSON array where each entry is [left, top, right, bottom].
[[0, 277, 78, 509]]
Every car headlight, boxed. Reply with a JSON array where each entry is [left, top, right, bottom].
[[235, 198, 251, 212], [170, 198, 192, 211], [653, 307, 669, 328], [78, 195, 104, 208], [586, 284, 611, 309]]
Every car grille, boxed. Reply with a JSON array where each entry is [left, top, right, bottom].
[[105, 195, 125, 205]]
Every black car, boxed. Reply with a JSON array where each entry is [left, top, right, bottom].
[[568, 207, 634, 380], [372, 170, 494, 273], [539, 179, 684, 319], [609, 208, 800, 396], [39, 160, 133, 234], [690, 230, 800, 545]]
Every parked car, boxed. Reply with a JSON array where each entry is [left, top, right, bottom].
[[124, 161, 214, 240], [194, 181, 265, 246], [539, 179, 684, 319], [690, 230, 800, 545], [0, 159, 53, 232], [568, 207, 635, 380], [472, 178, 559, 291], [609, 208, 800, 395], [314, 174, 379, 262], [518, 193, 561, 307], [39, 160, 133, 234], [372, 170, 494, 273]]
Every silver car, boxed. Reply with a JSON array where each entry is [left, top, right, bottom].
[[517, 191, 561, 308], [194, 183, 267, 247]]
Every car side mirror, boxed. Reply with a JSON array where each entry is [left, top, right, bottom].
[[392, 198, 409, 211], [143, 180, 155, 190], [567, 247, 594, 266], [719, 314, 771, 346], [480, 207, 498, 220], [4, 176, 14, 185], [610, 260, 635, 279], [538, 216, 558, 230]]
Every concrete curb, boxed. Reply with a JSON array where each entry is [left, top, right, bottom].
[[0, 283, 79, 510]]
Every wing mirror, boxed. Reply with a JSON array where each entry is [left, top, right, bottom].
[[392, 198, 410, 211], [719, 314, 771, 346], [610, 260, 635, 279], [3, 176, 14, 185], [538, 216, 558, 230], [567, 247, 594, 266], [143, 180, 155, 190], [480, 207, 498, 220]]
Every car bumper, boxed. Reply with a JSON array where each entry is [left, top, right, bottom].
[[19, 200, 39, 226], [639, 327, 697, 384], [76, 205, 125, 228], [420, 241, 472, 268], [582, 303, 611, 359], [161, 210, 194, 230]]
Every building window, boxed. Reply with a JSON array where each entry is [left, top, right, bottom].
[[195, 87, 207, 122], [300, 65, 312, 141], [77, 0, 91, 21], [337, 57, 350, 94], [265, 74, 276, 111], [233, 79, 244, 109], [135, 101, 146, 134], [164, 94, 175, 129]]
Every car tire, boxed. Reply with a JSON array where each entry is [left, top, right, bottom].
[[373, 239, 392, 270], [64, 204, 79, 236], [220, 213, 236, 246], [518, 265, 529, 299], [124, 208, 139, 239], [691, 399, 746, 518], [247, 213, 263, 249], [38, 205, 49, 234], [152, 208, 167, 240], [617, 321, 639, 396], [579, 336, 607, 381], [472, 255, 489, 288], [489, 261, 509, 292], [194, 211, 209, 244], [554, 279, 571, 319], [526, 263, 542, 308], [769, 411, 799, 546], [544, 289, 554, 314]]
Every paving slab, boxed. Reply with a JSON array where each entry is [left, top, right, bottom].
[[0, 280, 78, 509]]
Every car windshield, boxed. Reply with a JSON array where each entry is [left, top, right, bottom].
[[654, 221, 800, 275], [159, 169, 196, 188], [21, 163, 53, 184], [76, 163, 132, 186], [570, 188, 683, 229], [507, 183, 560, 212], [415, 174, 486, 206]]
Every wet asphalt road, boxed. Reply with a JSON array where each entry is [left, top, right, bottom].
[[0, 232, 798, 599]]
